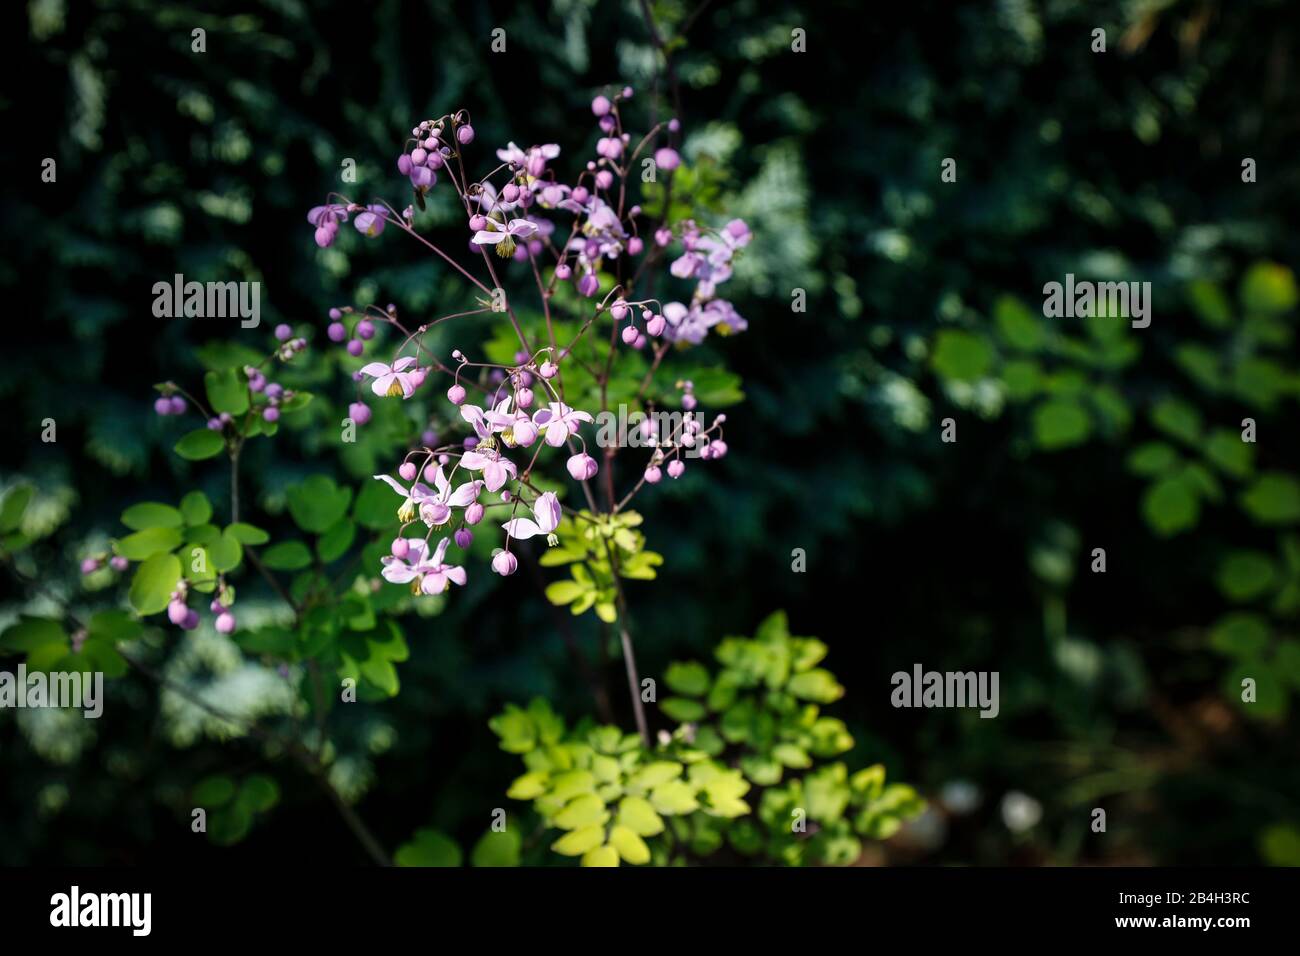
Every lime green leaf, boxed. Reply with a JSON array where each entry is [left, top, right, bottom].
[[208, 531, 243, 573], [179, 491, 213, 526], [787, 668, 845, 703], [226, 522, 270, 545], [545, 579, 587, 606], [121, 502, 184, 530], [608, 825, 651, 864], [553, 793, 609, 830], [116, 526, 182, 561], [129, 553, 182, 614], [551, 824, 605, 857], [617, 795, 665, 836], [581, 844, 621, 867]]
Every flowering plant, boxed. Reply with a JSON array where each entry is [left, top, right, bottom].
[[0, 80, 919, 865]]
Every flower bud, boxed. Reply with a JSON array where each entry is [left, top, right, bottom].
[[447, 384, 467, 405], [492, 550, 518, 576], [567, 452, 599, 481]]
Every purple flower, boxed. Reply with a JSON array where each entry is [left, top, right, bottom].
[[380, 537, 467, 595], [501, 492, 561, 541], [354, 204, 389, 237], [472, 217, 539, 259], [533, 402, 594, 447], [360, 357, 419, 398]]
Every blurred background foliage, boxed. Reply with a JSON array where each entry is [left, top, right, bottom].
[[3, 0, 1299, 865]]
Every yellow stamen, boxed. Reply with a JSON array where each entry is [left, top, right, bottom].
[[386, 379, 405, 397], [398, 499, 417, 523], [410, 576, 423, 596], [495, 236, 516, 259]]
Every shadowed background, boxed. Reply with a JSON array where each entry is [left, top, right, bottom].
[[2, 0, 1299, 865]]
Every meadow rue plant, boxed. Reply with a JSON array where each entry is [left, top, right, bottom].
[[0, 80, 917, 867]]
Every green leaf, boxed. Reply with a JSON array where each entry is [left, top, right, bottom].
[[208, 531, 243, 573], [580, 845, 621, 867], [174, 429, 225, 461], [1216, 551, 1277, 602], [317, 518, 357, 563], [0, 616, 65, 652], [649, 780, 700, 815], [1240, 262, 1298, 315], [1127, 442, 1179, 477], [1150, 397, 1202, 446], [470, 829, 522, 867], [1187, 279, 1232, 328], [260, 540, 313, 571], [352, 480, 397, 531], [116, 526, 182, 561], [616, 796, 665, 836], [287, 475, 353, 533], [1241, 474, 1300, 525], [551, 824, 605, 857], [553, 793, 609, 830], [226, 522, 270, 545], [395, 828, 462, 867], [506, 771, 549, 800], [661, 697, 707, 722], [237, 774, 280, 813], [993, 296, 1045, 351], [1259, 824, 1300, 867], [179, 491, 213, 526], [192, 775, 237, 808], [1209, 613, 1270, 659], [205, 368, 250, 416], [209, 803, 254, 846], [664, 660, 710, 696], [121, 502, 183, 530], [0, 485, 33, 533], [1032, 398, 1090, 450], [1204, 430, 1255, 479], [787, 668, 845, 703], [1142, 474, 1200, 536], [129, 554, 182, 615], [608, 825, 651, 865], [930, 329, 993, 381], [546, 579, 589, 606]]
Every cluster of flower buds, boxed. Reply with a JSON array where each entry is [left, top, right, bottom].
[[243, 364, 300, 423], [81, 554, 130, 575], [154, 394, 187, 417], [167, 580, 236, 633]]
